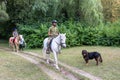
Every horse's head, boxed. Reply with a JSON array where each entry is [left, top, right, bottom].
[[18, 34, 26, 50], [60, 33, 66, 48], [19, 35, 23, 39], [19, 35, 26, 46], [19, 35, 25, 41]]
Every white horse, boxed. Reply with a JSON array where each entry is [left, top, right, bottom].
[[42, 33, 66, 70], [19, 35, 26, 51]]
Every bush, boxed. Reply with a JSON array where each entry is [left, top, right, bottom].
[[18, 21, 120, 48], [19, 24, 48, 48]]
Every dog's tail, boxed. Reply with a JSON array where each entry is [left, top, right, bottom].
[[99, 54, 103, 63]]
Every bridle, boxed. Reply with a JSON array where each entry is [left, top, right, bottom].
[[57, 35, 66, 47]]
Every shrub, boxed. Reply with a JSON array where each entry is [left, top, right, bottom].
[[19, 24, 48, 48], [19, 21, 120, 48]]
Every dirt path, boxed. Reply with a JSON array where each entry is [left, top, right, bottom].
[[25, 51, 102, 80], [12, 51, 67, 80], [0, 47, 103, 80]]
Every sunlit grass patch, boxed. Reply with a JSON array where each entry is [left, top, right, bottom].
[[1, 40, 120, 80], [59, 46, 120, 80], [28, 46, 120, 80], [0, 50, 51, 80], [0, 40, 8, 47]]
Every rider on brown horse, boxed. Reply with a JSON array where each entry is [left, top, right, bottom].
[[12, 28, 18, 43]]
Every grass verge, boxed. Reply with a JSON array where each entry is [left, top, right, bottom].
[[0, 50, 51, 80], [27, 46, 120, 80], [1, 40, 120, 80]]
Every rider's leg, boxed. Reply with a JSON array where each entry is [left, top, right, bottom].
[[12, 37, 16, 51], [13, 37, 17, 44], [46, 37, 51, 54]]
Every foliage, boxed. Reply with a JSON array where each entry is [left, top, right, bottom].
[[1, 0, 119, 24], [6, 0, 104, 26], [6, 0, 35, 23], [0, 1, 9, 22], [101, 0, 120, 22], [18, 24, 48, 48], [80, 0, 103, 26], [19, 21, 120, 48], [1, 0, 120, 47]]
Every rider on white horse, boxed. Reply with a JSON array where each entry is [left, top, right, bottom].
[[47, 20, 59, 54], [43, 33, 66, 70]]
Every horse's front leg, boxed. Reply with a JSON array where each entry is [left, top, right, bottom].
[[12, 43, 15, 52], [53, 51, 59, 70], [16, 44, 19, 53], [46, 53, 50, 64]]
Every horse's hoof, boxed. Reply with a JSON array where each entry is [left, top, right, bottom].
[[56, 66, 60, 71], [54, 64, 60, 70], [46, 60, 49, 64]]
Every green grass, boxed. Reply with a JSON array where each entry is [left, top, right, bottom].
[[0, 50, 51, 80], [0, 40, 9, 47], [59, 46, 120, 80], [1, 40, 120, 80], [28, 46, 120, 80]]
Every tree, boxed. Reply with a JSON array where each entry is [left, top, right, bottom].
[[80, 0, 103, 26], [0, 1, 9, 22], [101, 0, 120, 22]]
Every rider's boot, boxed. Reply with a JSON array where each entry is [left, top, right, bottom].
[[46, 42, 50, 54], [46, 47, 50, 54], [46, 38, 52, 54]]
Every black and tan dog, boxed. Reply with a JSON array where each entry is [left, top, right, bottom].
[[82, 50, 103, 65]]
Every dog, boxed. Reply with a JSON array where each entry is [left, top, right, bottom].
[[82, 50, 103, 65]]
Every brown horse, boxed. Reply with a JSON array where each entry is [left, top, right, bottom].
[[9, 35, 21, 52]]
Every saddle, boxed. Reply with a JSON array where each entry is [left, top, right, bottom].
[[13, 37, 16, 43]]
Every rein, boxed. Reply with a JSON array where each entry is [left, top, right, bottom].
[[55, 41, 65, 47], [55, 35, 65, 47]]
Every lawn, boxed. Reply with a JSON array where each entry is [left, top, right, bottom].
[[0, 50, 51, 80], [0, 40, 9, 47], [1, 40, 120, 80], [59, 46, 120, 80], [28, 46, 120, 80]]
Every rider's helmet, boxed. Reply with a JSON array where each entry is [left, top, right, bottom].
[[13, 28, 17, 31], [52, 20, 57, 23]]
